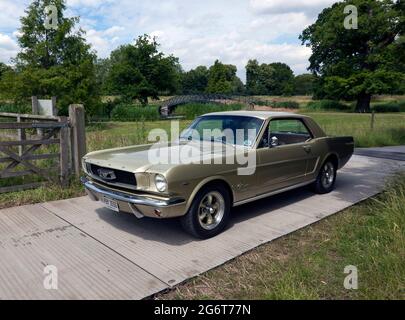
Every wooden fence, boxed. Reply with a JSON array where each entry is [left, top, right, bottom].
[[0, 105, 86, 193]]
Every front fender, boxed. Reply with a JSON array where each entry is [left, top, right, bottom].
[[185, 175, 235, 212]]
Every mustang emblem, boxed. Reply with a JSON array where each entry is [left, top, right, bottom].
[[97, 168, 116, 180]]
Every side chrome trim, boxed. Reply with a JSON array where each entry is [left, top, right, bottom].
[[233, 180, 315, 207], [81, 176, 185, 208]]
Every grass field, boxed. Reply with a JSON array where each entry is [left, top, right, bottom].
[[90, 112, 405, 149], [250, 95, 405, 109], [304, 112, 405, 148], [160, 174, 405, 300]]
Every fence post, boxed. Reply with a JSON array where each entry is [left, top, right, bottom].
[[370, 111, 375, 130], [17, 116, 26, 156], [69, 104, 86, 177], [31, 96, 43, 137], [59, 116, 69, 186], [31, 96, 39, 114], [51, 96, 58, 116]]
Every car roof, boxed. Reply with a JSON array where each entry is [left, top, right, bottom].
[[202, 110, 305, 120]]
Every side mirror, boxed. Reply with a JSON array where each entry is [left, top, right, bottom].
[[270, 136, 279, 148]]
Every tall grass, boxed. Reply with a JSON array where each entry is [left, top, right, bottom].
[[162, 174, 405, 300], [0, 102, 31, 114], [173, 103, 244, 119], [86, 121, 192, 151], [372, 101, 405, 113], [110, 104, 161, 121], [304, 112, 405, 147], [305, 100, 352, 111]]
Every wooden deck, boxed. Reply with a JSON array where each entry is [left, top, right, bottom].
[[0, 152, 403, 299]]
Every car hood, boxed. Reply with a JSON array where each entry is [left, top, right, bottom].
[[84, 141, 247, 173]]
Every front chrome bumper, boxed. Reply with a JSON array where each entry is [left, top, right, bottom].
[[81, 176, 186, 218]]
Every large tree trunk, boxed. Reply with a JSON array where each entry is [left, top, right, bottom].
[[355, 92, 371, 113]]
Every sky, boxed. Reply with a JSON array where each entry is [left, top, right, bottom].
[[0, 0, 338, 80]]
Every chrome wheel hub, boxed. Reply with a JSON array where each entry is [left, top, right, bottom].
[[321, 162, 335, 188], [198, 191, 225, 230]]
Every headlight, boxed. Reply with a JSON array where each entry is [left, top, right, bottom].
[[154, 174, 167, 192]]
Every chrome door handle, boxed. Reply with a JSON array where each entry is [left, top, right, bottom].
[[303, 145, 311, 153]]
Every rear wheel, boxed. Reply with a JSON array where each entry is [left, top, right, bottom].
[[181, 185, 230, 239], [312, 160, 336, 194]]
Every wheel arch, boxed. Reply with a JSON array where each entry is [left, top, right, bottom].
[[316, 152, 339, 178], [324, 152, 339, 170], [185, 176, 234, 212]]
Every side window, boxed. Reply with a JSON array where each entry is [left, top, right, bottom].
[[269, 119, 312, 146]]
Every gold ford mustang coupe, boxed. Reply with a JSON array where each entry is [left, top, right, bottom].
[[81, 111, 354, 238]]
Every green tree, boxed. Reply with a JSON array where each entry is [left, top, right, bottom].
[[206, 60, 243, 94], [246, 59, 275, 95], [9, 0, 99, 115], [0, 63, 11, 79], [106, 35, 180, 105], [95, 58, 112, 95], [181, 66, 209, 94], [0, 63, 13, 100], [245, 60, 294, 95], [300, 0, 405, 112], [268, 62, 295, 96], [294, 73, 316, 95]]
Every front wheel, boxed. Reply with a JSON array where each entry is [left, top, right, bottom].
[[180, 185, 230, 239], [312, 161, 337, 194]]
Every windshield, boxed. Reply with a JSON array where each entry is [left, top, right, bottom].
[[180, 115, 264, 147]]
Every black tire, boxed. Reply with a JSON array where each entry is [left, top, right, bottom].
[[312, 160, 337, 194], [180, 184, 231, 239]]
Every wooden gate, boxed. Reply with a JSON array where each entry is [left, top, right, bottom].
[[0, 105, 85, 193]]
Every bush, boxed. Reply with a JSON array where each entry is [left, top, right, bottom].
[[174, 103, 244, 119], [0, 103, 31, 114], [250, 99, 300, 109], [306, 100, 351, 111], [372, 101, 405, 113], [110, 104, 160, 121], [251, 99, 269, 106], [273, 101, 300, 109]]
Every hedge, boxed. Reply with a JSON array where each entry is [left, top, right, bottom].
[[306, 100, 351, 111], [372, 101, 405, 113]]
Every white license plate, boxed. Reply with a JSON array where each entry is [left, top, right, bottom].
[[101, 197, 119, 212]]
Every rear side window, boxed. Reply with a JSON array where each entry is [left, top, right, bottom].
[[259, 118, 312, 148], [271, 119, 310, 135], [270, 119, 312, 146]]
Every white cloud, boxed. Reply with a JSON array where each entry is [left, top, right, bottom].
[[0, 33, 19, 64], [67, 0, 111, 7], [250, 0, 337, 15], [0, 0, 26, 31], [85, 26, 124, 57], [92, 0, 319, 78], [0, 0, 334, 77], [149, 25, 311, 80], [104, 26, 125, 36]]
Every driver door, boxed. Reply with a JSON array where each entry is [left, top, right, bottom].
[[255, 118, 314, 194]]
